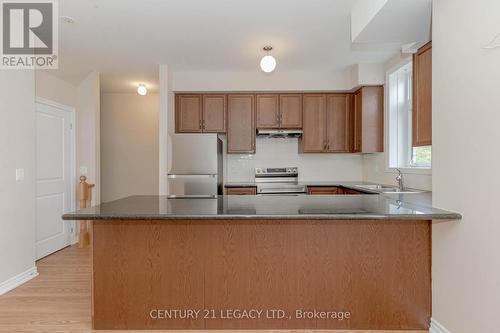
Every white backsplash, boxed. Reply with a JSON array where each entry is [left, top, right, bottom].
[[225, 137, 363, 182]]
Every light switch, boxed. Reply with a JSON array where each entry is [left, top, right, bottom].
[[15, 168, 25, 182], [79, 166, 88, 176]]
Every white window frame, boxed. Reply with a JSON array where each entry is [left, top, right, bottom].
[[385, 59, 431, 175]]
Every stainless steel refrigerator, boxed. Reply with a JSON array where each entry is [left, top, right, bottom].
[[167, 134, 223, 198]]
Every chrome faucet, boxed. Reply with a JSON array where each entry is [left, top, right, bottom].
[[396, 169, 404, 191]]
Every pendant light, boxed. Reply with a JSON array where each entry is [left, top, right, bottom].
[[260, 46, 276, 73]]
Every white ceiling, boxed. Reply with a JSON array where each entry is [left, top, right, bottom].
[[52, 0, 401, 93]]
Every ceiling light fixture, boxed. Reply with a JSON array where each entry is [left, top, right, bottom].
[[137, 84, 147, 96], [260, 46, 276, 73]]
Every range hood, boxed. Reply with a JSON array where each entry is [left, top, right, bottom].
[[257, 129, 303, 138]]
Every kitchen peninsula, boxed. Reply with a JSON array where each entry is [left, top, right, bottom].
[[63, 193, 460, 331]]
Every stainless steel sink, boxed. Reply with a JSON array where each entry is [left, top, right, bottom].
[[355, 184, 422, 194]]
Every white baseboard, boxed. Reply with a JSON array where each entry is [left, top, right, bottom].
[[430, 318, 452, 333], [0, 267, 38, 296]]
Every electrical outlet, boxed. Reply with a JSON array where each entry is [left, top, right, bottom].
[[15, 168, 25, 182]]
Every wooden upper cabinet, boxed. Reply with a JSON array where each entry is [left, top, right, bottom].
[[256, 94, 303, 129], [256, 94, 279, 128], [300, 95, 326, 152], [326, 94, 351, 152], [352, 86, 384, 153], [353, 91, 362, 152], [202, 94, 226, 132], [279, 94, 302, 128], [176, 94, 226, 133], [413, 42, 432, 146], [175, 94, 202, 133], [227, 95, 255, 154]]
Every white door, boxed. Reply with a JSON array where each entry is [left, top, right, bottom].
[[35, 101, 74, 260]]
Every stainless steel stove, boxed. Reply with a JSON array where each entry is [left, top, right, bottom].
[[255, 167, 307, 195]]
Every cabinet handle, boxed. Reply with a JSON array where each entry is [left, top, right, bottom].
[[199, 119, 202, 129], [202, 119, 206, 129]]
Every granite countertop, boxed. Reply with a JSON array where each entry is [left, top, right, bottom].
[[62, 193, 461, 221]]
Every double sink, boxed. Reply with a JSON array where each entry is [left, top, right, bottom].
[[354, 184, 423, 194]]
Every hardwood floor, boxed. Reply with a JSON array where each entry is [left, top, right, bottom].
[[0, 245, 428, 333]]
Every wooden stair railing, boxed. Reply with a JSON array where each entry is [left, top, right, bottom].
[[78, 175, 95, 248]]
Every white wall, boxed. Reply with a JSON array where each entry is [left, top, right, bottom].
[[35, 71, 77, 107], [226, 138, 362, 182], [361, 52, 432, 190], [432, 0, 500, 332], [101, 93, 159, 202], [0, 70, 37, 286], [172, 69, 352, 92], [350, 63, 385, 88], [76, 72, 101, 204]]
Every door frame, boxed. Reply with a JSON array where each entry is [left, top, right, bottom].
[[35, 97, 78, 245]]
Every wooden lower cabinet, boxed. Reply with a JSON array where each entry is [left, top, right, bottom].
[[227, 95, 255, 153], [307, 186, 340, 195], [307, 186, 365, 195], [92, 219, 431, 330], [225, 187, 257, 195]]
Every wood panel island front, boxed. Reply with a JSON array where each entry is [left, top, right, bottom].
[[62, 194, 460, 331]]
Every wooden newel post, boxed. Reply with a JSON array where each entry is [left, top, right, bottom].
[[78, 175, 95, 248]]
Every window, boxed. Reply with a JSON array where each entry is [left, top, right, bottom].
[[388, 61, 431, 169]]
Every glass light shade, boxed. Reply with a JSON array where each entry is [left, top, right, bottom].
[[137, 84, 147, 96], [260, 55, 276, 73]]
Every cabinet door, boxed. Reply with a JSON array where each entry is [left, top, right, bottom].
[[352, 91, 362, 152], [307, 186, 339, 195], [301, 95, 326, 153], [326, 94, 350, 152], [202, 94, 226, 133], [256, 94, 279, 128], [227, 95, 255, 153], [360, 86, 384, 153], [279, 94, 302, 128], [413, 42, 432, 146], [176, 94, 202, 133]]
